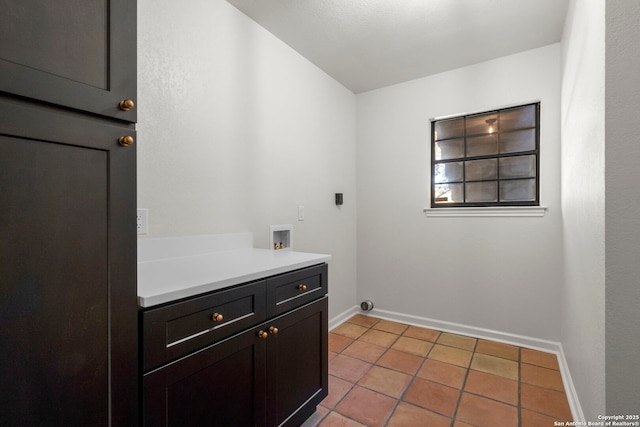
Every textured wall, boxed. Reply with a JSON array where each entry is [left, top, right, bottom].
[[605, 0, 640, 414], [560, 0, 606, 419], [356, 44, 564, 341], [136, 0, 358, 319]]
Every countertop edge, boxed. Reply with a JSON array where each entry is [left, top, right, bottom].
[[138, 253, 331, 308]]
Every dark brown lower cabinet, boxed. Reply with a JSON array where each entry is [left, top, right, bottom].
[[266, 297, 328, 426], [142, 296, 328, 427]]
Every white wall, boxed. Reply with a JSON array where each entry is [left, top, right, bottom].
[[356, 44, 564, 340], [137, 0, 358, 319], [605, 0, 640, 414], [560, 0, 606, 419]]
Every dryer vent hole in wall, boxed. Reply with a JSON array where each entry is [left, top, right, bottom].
[[360, 300, 374, 311]]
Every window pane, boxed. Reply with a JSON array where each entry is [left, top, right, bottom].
[[466, 113, 497, 136], [434, 118, 464, 141], [466, 134, 498, 157], [466, 181, 498, 202], [500, 104, 536, 131], [430, 103, 539, 208], [465, 159, 497, 181], [434, 183, 464, 203], [499, 155, 536, 179], [434, 138, 464, 160], [500, 179, 536, 202], [500, 129, 535, 154], [434, 162, 463, 183]]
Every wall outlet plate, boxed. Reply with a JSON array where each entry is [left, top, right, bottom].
[[137, 209, 148, 235]]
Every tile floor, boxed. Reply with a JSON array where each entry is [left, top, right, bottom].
[[302, 314, 573, 427]]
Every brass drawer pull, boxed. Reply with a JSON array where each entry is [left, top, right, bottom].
[[119, 99, 135, 111], [258, 330, 268, 339], [118, 135, 134, 147], [297, 284, 307, 291], [211, 313, 223, 322], [269, 326, 278, 335]]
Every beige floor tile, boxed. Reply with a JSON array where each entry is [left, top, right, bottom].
[[403, 377, 460, 417], [463, 370, 518, 405], [372, 319, 409, 335], [391, 336, 433, 357], [436, 333, 477, 351], [475, 339, 520, 361], [428, 344, 473, 368], [319, 411, 368, 427], [521, 383, 572, 419], [342, 340, 387, 364], [357, 366, 411, 398], [376, 348, 424, 375], [321, 375, 353, 409], [335, 386, 397, 427], [456, 393, 518, 427], [329, 333, 354, 354], [386, 402, 451, 427], [417, 358, 467, 389], [521, 348, 560, 370], [332, 323, 369, 340], [403, 325, 441, 342], [346, 314, 380, 328], [324, 322, 573, 427], [359, 329, 399, 348], [521, 409, 561, 427], [328, 354, 372, 383], [521, 363, 565, 392], [470, 353, 519, 380]]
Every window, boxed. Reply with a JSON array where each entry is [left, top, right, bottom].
[[431, 103, 540, 208]]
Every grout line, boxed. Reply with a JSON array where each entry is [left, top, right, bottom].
[[325, 315, 572, 426], [449, 335, 477, 425], [518, 346, 523, 427]]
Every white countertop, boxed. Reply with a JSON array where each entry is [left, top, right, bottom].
[[137, 234, 331, 307]]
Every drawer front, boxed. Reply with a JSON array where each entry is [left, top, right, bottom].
[[142, 281, 266, 372], [266, 264, 327, 318]]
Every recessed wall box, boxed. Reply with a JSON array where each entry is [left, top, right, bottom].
[[335, 193, 343, 206], [270, 224, 292, 251]]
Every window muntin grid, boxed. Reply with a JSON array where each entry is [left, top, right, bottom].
[[431, 103, 540, 207]]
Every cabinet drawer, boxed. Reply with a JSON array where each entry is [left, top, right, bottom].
[[266, 264, 327, 317], [142, 281, 266, 371]]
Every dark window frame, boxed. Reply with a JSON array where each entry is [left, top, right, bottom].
[[430, 102, 540, 208]]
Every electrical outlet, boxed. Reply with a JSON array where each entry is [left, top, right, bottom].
[[298, 205, 305, 221], [136, 209, 148, 235]]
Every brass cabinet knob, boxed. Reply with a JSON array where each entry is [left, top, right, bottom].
[[269, 326, 278, 335], [119, 99, 135, 111], [258, 330, 268, 339], [118, 135, 134, 147], [297, 284, 307, 291], [211, 313, 223, 322]]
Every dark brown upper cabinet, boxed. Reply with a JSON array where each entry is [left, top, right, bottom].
[[0, 0, 137, 122]]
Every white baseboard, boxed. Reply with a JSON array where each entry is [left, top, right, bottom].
[[329, 305, 360, 331], [328, 305, 584, 422]]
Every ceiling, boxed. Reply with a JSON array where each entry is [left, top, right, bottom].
[[226, 0, 570, 94]]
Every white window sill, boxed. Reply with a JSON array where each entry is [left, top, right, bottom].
[[423, 206, 547, 217]]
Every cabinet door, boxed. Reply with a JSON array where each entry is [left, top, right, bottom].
[[143, 326, 268, 426], [266, 297, 328, 427], [0, 96, 137, 425], [0, 0, 136, 122]]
